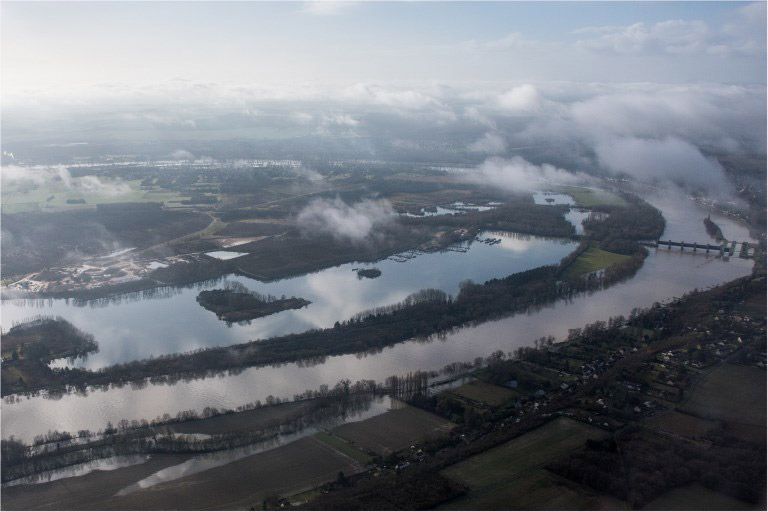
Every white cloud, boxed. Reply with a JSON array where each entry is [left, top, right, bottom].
[[468, 132, 507, 155], [496, 84, 541, 114], [291, 112, 315, 125], [575, 10, 765, 57], [465, 156, 587, 192], [171, 149, 195, 160], [322, 113, 359, 127], [1, 164, 131, 196], [595, 136, 732, 195], [296, 197, 395, 242], [342, 83, 444, 110], [463, 106, 496, 129]]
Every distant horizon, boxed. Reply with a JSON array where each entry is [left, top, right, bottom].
[[2, 1, 765, 101]]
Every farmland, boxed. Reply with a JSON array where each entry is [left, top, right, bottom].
[[446, 380, 519, 408], [440, 417, 609, 490], [171, 400, 317, 436], [564, 246, 633, 277], [642, 483, 756, 511], [679, 363, 767, 427], [438, 417, 615, 509], [439, 468, 627, 511], [0, 178, 194, 214], [644, 410, 722, 439], [331, 404, 454, 456], [1, 435, 364, 511], [99, 435, 364, 510], [314, 431, 373, 465], [556, 186, 628, 208], [0, 453, 190, 511]]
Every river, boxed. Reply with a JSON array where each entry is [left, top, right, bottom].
[[0, 188, 757, 440]]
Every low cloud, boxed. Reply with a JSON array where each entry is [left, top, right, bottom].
[[468, 132, 507, 155], [171, 149, 195, 160], [1, 164, 131, 197], [595, 136, 733, 196], [465, 156, 587, 192], [496, 84, 542, 114], [296, 197, 395, 242], [574, 4, 766, 58], [463, 106, 496, 129]]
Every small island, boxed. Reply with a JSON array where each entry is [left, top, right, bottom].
[[357, 267, 382, 279], [703, 214, 725, 241], [1, 316, 99, 395], [196, 284, 311, 323]]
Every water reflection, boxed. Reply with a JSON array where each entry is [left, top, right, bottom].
[[2, 455, 149, 488], [0, 189, 758, 440], [115, 395, 391, 495], [3, 232, 577, 370]]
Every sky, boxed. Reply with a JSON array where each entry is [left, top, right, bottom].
[[2, 1, 765, 99], [1, 1, 765, 198]]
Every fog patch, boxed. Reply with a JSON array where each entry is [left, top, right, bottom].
[[171, 149, 195, 160], [595, 136, 733, 196], [463, 106, 496, 129], [497, 84, 541, 114], [291, 166, 324, 183], [297, 197, 395, 242], [466, 156, 587, 192], [468, 132, 507, 155], [1, 165, 131, 197]]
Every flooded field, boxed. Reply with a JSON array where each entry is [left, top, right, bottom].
[[0, 189, 757, 440]]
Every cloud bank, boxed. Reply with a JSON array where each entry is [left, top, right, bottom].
[[466, 156, 588, 192], [595, 136, 732, 195], [296, 197, 395, 242], [1, 165, 132, 197]]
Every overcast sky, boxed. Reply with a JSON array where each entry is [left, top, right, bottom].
[[2, 1, 765, 99]]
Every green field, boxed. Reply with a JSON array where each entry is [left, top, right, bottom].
[[642, 483, 757, 511], [447, 380, 519, 407], [1, 179, 192, 213], [679, 363, 766, 427], [565, 246, 632, 277], [315, 431, 373, 465], [557, 186, 627, 208], [439, 417, 614, 510]]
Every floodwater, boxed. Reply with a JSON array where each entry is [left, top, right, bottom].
[[3, 232, 577, 370], [0, 189, 756, 440], [2, 455, 150, 488], [5, 395, 392, 491]]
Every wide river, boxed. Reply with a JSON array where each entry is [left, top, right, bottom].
[[1, 188, 757, 441]]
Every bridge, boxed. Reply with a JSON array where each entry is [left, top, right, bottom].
[[643, 239, 752, 258]]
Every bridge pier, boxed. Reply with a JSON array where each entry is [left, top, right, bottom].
[[681, 241, 684, 251]]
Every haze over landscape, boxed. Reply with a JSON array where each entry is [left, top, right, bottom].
[[1, 2, 766, 511]]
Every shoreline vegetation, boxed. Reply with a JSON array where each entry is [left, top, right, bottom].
[[1, 317, 99, 396], [196, 283, 311, 324], [2, 272, 763, 506], [0, 193, 663, 396]]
